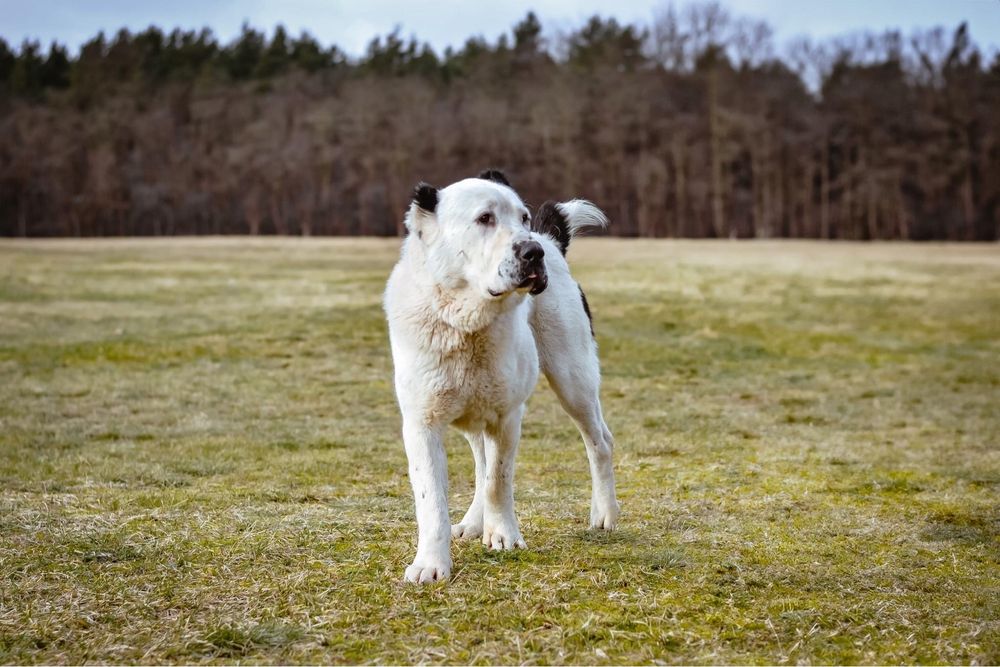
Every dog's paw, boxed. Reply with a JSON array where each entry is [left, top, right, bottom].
[[590, 500, 620, 531], [482, 520, 526, 551], [403, 558, 451, 584], [451, 521, 483, 540]]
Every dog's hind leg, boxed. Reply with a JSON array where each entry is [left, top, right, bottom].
[[543, 358, 620, 530], [451, 431, 485, 540], [531, 264, 620, 530]]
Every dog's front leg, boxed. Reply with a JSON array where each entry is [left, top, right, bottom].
[[452, 431, 485, 539], [401, 418, 451, 583], [482, 407, 527, 550]]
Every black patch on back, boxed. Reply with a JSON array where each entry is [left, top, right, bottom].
[[578, 283, 595, 337], [531, 201, 570, 256], [477, 169, 511, 187], [412, 182, 438, 212]]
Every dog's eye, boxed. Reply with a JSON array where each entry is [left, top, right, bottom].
[[521, 213, 529, 225], [477, 212, 493, 225]]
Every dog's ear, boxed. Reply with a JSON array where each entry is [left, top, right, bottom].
[[405, 182, 438, 237], [412, 182, 437, 213], [478, 169, 511, 188]]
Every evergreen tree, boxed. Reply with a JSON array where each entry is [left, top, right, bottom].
[[224, 24, 265, 80], [39, 42, 71, 89], [0, 38, 15, 88], [11, 41, 45, 96], [257, 25, 290, 77], [568, 16, 647, 72]]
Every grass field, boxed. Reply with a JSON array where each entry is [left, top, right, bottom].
[[1, 238, 998, 664]]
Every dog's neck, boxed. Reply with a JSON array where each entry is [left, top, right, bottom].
[[430, 284, 513, 334], [403, 235, 520, 336]]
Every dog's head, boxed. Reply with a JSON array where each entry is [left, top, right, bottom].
[[405, 170, 547, 298]]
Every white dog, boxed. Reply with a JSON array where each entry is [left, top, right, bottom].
[[384, 169, 620, 583]]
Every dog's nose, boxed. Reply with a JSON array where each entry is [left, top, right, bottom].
[[515, 240, 544, 264]]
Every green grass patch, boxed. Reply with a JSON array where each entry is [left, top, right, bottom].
[[0, 238, 998, 664]]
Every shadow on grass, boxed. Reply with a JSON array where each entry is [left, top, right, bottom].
[[202, 621, 307, 657], [922, 509, 1000, 547]]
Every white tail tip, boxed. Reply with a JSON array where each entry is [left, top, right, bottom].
[[556, 199, 609, 236]]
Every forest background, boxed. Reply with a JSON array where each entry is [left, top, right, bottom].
[[2, 3, 998, 240]]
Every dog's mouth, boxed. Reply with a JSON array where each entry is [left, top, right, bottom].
[[488, 268, 548, 298], [519, 271, 548, 295]]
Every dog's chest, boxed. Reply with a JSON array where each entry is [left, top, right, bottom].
[[421, 324, 537, 426]]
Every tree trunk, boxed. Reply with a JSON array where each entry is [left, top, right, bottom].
[[767, 151, 785, 238], [820, 135, 830, 239], [895, 173, 909, 240], [763, 135, 775, 238], [751, 145, 762, 238], [961, 163, 975, 241], [17, 198, 27, 237], [843, 158, 854, 240], [270, 192, 287, 235], [671, 137, 686, 237], [246, 191, 261, 235], [708, 67, 725, 238], [862, 148, 878, 240], [801, 159, 812, 238], [866, 178, 878, 240]]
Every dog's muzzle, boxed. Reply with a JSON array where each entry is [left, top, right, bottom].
[[514, 240, 547, 295]]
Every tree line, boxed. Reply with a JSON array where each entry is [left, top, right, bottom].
[[1, 4, 998, 239]]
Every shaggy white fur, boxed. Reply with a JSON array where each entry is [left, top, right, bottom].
[[384, 176, 619, 584]]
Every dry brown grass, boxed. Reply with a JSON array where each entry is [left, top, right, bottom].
[[1, 238, 998, 664]]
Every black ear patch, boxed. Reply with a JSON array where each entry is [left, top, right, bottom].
[[531, 201, 571, 255], [478, 169, 511, 187], [412, 182, 438, 212]]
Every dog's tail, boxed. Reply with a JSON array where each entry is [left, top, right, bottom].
[[531, 199, 608, 256]]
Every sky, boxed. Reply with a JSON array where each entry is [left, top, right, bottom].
[[2, 0, 999, 58]]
